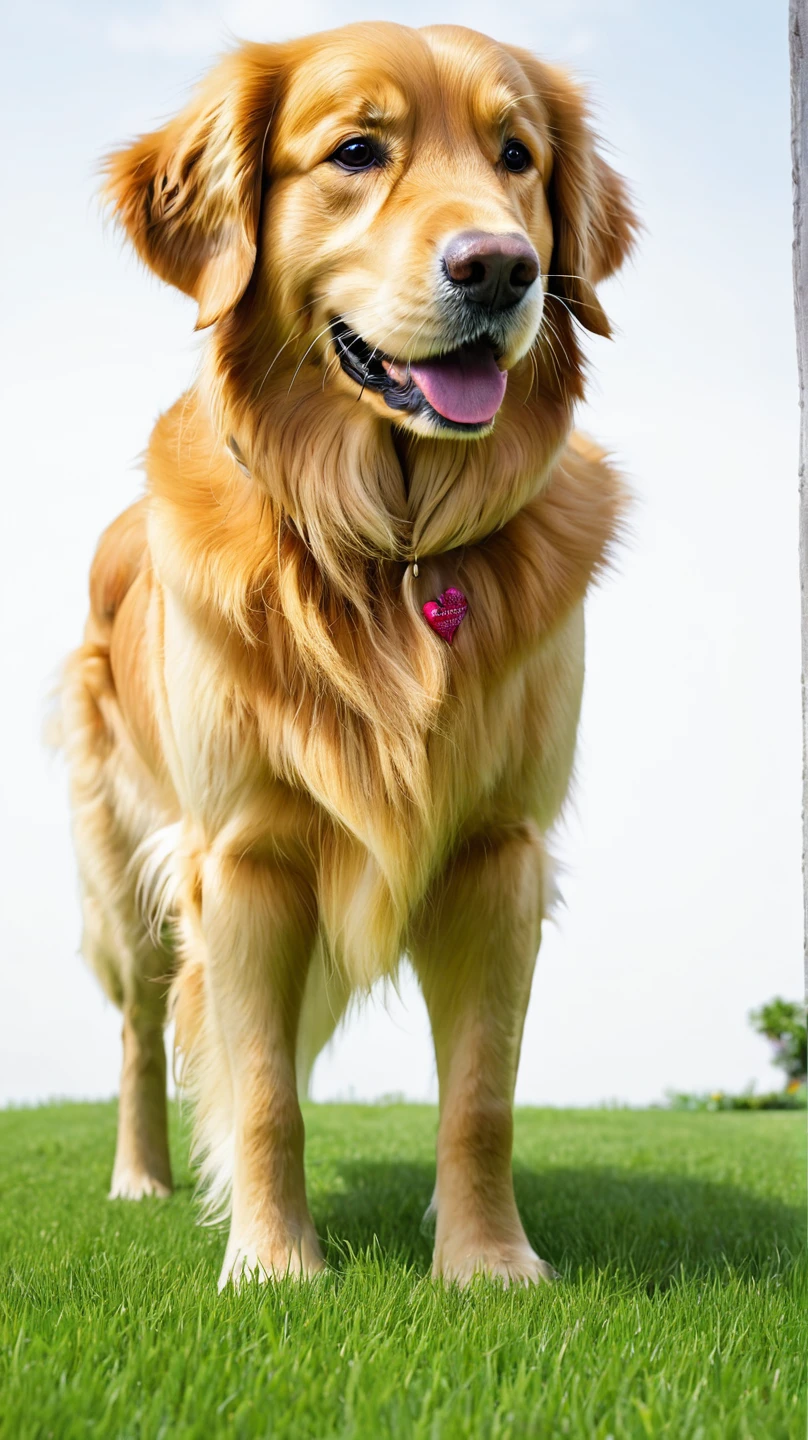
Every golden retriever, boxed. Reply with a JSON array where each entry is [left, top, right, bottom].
[[59, 21, 636, 1288]]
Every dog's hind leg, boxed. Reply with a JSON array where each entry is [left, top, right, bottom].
[[410, 821, 557, 1287], [106, 907, 173, 1202], [62, 645, 175, 1201], [78, 845, 175, 1201], [111, 1012, 172, 1199], [110, 994, 173, 1201]]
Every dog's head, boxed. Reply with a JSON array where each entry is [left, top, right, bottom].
[[105, 23, 636, 444]]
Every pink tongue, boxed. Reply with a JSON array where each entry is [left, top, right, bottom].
[[409, 347, 507, 425]]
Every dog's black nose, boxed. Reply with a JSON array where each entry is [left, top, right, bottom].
[[443, 230, 539, 310]]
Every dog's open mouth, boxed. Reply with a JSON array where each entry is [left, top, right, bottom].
[[330, 320, 507, 429]]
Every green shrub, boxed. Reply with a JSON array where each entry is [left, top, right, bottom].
[[749, 997, 807, 1085], [666, 1086, 807, 1112]]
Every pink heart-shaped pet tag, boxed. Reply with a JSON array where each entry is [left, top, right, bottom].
[[422, 587, 469, 645]]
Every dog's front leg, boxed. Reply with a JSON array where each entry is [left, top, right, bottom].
[[199, 849, 323, 1289], [411, 822, 557, 1287]]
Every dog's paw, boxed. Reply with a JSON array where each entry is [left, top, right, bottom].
[[434, 1240, 559, 1289], [217, 1226, 325, 1291], [109, 1168, 172, 1201]]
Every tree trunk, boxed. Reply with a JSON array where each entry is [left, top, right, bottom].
[[790, 0, 808, 989]]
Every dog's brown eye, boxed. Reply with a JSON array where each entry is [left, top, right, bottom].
[[332, 138, 378, 171], [502, 140, 532, 173]]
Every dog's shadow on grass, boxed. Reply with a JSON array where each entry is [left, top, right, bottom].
[[313, 1159, 804, 1282]]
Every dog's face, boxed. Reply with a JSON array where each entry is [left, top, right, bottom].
[[106, 23, 636, 442], [264, 26, 552, 437]]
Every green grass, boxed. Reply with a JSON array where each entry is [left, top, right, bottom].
[[1, 1102, 805, 1438]]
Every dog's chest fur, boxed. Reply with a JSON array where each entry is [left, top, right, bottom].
[[159, 578, 582, 983], [147, 408, 624, 982]]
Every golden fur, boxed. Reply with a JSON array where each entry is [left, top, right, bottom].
[[60, 22, 636, 1286]]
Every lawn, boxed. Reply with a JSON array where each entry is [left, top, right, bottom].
[[1, 1102, 805, 1439]]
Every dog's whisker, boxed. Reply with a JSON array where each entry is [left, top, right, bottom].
[[537, 311, 566, 394], [286, 322, 339, 396], [256, 327, 305, 398]]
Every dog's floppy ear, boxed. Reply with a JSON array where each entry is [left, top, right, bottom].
[[508, 49, 639, 338], [103, 45, 285, 329]]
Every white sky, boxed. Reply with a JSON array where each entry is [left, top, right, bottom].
[[0, 0, 801, 1107]]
